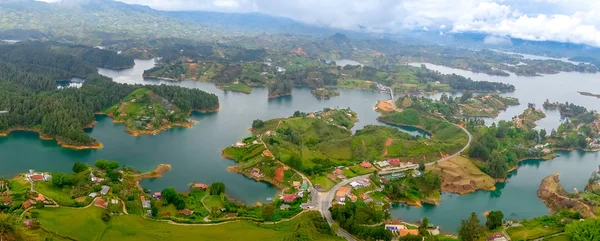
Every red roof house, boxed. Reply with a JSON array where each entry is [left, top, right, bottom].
[[192, 183, 208, 190], [31, 174, 44, 181], [22, 200, 34, 209], [179, 209, 194, 216], [94, 198, 108, 209], [335, 168, 343, 175], [360, 161, 372, 168], [388, 159, 401, 166], [282, 194, 300, 203]]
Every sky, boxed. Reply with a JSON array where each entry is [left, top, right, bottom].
[[39, 0, 600, 47]]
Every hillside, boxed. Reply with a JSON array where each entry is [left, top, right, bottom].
[[0, 0, 214, 45], [460, 95, 519, 117], [103, 88, 199, 136]]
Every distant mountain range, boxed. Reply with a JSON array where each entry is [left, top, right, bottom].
[[1, 0, 599, 61]]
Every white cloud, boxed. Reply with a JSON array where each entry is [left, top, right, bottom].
[[41, 0, 600, 47]]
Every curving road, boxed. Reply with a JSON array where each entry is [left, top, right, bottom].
[[320, 122, 472, 241], [425, 122, 473, 166]]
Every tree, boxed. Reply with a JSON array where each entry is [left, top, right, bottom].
[[460, 92, 473, 103], [565, 218, 600, 241], [262, 204, 275, 220], [95, 160, 120, 171], [458, 212, 484, 241], [486, 211, 504, 230], [72, 161, 88, 173], [161, 188, 178, 202], [418, 162, 426, 172], [107, 170, 122, 182], [539, 129, 547, 139], [420, 217, 430, 229], [210, 182, 225, 195], [51, 173, 73, 188], [252, 119, 265, 129]]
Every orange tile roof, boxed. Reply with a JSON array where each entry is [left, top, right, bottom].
[[400, 229, 419, 236], [35, 194, 45, 202], [339, 186, 351, 193]]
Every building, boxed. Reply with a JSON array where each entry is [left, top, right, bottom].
[[192, 183, 208, 190], [334, 168, 343, 175], [22, 200, 34, 209], [226, 213, 238, 218], [360, 161, 372, 168], [292, 181, 301, 189], [94, 198, 108, 209], [280, 204, 291, 210], [375, 161, 390, 168], [487, 232, 508, 241], [179, 209, 194, 216], [234, 142, 246, 147], [387, 158, 401, 166], [30, 174, 44, 181], [89, 192, 98, 198], [153, 192, 162, 199], [314, 184, 324, 192], [282, 194, 299, 203], [100, 185, 110, 195], [35, 194, 45, 202], [142, 198, 151, 209], [400, 229, 419, 237], [3, 197, 12, 206]]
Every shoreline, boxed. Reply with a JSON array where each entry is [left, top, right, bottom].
[[0, 127, 103, 150], [105, 106, 219, 137]]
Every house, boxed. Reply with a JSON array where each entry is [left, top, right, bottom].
[[146, 123, 153, 130], [298, 191, 304, 198], [384, 220, 406, 231], [334, 168, 343, 175], [314, 184, 324, 192], [350, 181, 361, 188], [146, 210, 153, 216], [22, 200, 34, 209], [348, 194, 358, 202], [35, 194, 45, 202], [399, 229, 419, 237], [30, 174, 44, 181], [282, 194, 300, 203], [375, 161, 390, 168], [153, 192, 162, 199], [142, 200, 151, 209], [43, 174, 52, 182], [234, 142, 246, 147], [226, 213, 238, 218], [388, 159, 401, 166], [192, 183, 208, 190], [100, 185, 110, 195], [292, 181, 301, 189], [487, 232, 508, 241], [360, 161, 372, 168], [280, 204, 291, 210], [179, 209, 194, 216], [3, 197, 12, 206], [94, 198, 108, 209], [89, 192, 98, 198]]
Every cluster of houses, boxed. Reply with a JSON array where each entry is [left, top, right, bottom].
[[534, 143, 552, 154], [334, 179, 372, 204], [374, 159, 419, 175]]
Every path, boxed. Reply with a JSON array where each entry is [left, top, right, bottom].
[[425, 122, 472, 166]]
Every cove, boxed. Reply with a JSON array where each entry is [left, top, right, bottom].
[[0, 59, 427, 205], [393, 62, 600, 233]]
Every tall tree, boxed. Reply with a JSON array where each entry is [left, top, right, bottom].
[[458, 212, 484, 241], [486, 211, 504, 230]]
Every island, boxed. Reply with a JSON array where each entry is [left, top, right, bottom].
[[311, 88, 340, 100], [103, 88, 202, 136], [513, 104, 546, 129]]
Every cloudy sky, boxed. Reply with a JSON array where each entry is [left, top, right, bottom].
[[42, 0, 600, 47]]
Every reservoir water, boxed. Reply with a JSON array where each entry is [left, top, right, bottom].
[[2, 58, 600, 233]]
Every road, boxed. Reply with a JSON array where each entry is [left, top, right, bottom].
[[425, 122, 473, 166], [319, 175, 370, 241], [319, 122, 472, 240]]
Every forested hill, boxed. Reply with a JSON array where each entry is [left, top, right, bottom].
[[0, 0, 215, 45], [0, 68, 219, 147]]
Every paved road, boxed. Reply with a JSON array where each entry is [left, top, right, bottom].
[[319, 175, 370, 241], [425, 122, 473, 166], [319, 122, 472, 240]]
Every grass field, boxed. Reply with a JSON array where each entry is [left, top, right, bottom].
[[37, 207, 341, 241], [203, 195, 224, 209], [221, 83, 252, 94], [310, 175, 337, 191], [545, 234, 571, 241], [35, 181, 76, 206], [36, 206, 107, 241]]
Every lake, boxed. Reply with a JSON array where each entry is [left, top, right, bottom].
[[394, 62, 600, 233], [3, 58, 600, 233], [1, 59, 428, 204]]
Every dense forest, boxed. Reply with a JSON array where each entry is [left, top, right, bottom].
[[0, 51, 218, 147]]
